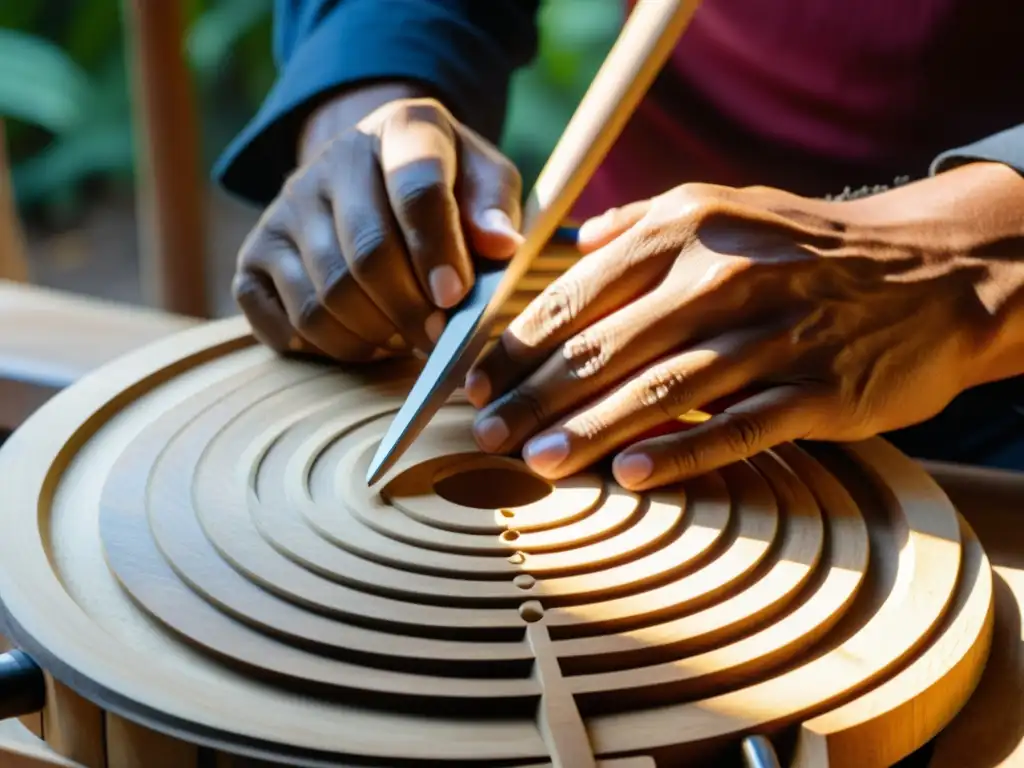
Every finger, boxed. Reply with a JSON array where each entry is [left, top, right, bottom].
[[575, 200, 652, 253], [232, 268, 297, 353], [510, 325, 793, 478], [457, 125, 525, 260], [611, 384, 827, 490], [378, 102, 473, 309], [464, 229, 673, 407], [261, 242, 385, 362], [470, 289, 699, 454], [330, 131, 442, 353], [294, 189, 406, 352]]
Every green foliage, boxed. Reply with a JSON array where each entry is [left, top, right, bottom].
[[0, 0, 275, 215], [187, 0, 272, 75], [503, 0, 621, 188], [0, 28, 94, 133], [0, 0, 619, 215]]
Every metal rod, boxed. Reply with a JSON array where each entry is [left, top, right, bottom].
[[0, 650, 45, 720], [742, 735, 782, 768]]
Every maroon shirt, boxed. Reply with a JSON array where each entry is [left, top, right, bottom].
[[575, 0, 1024, 219]]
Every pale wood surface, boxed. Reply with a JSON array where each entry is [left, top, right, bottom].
[[0, 311, 994, 766], [0, 235, 1016, 763], [0, 281, 196, 428], [0, 719, 79, 767], [921, 462, 1024, 768]]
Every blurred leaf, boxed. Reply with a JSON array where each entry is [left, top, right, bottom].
[[540, 0, 622, 50], [0, 28, 95, 133], [64, 0, 122, 71], [11, 121, 134, 206], [536, 0, 619, 91], [0, 2, 45, 32], [86, 52, 131, 119], [186, 0, 273, 74], [502, 66, 576, 188]]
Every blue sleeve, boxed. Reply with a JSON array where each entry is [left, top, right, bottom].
[[213, 0, 541, 205], [931, 124, 1024, 176]]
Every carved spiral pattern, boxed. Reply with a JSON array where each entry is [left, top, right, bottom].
[[0, 323, 992, 767]]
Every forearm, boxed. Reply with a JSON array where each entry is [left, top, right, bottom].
[[847, 161, 1024, 389]]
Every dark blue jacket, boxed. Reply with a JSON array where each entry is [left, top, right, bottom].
[[214, 0, 541, 205], [212, 0, 1024, 204]]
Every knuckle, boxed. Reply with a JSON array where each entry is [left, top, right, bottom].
[[231, 272, 261, 306], [400, 97, 450, 122], [235, 232, 263, 269], [636, 366, 694, 419], [394, 177, 448, 219], [280, 163, 318, 199], [720, 412, 766, 455], [239, 211, 292, 268], [495, 156, 523, 194], [509, 385, 549, 426], [317, 261, 354, 304], [530, 279, 583, 338], [661, 182, 716, 217], [668, 444, 704, 479], [293, 296, 324, 334], [564, 413, 606, 442], [347, 222, 389, 272], [561, 331, 610, 380]]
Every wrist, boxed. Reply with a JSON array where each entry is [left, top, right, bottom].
[[298, 80, 434, 165], [843, 162, 1024, 389]]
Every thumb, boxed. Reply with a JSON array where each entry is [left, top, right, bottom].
[[458, 134, 525, 261], [576, 200, 652, 253]]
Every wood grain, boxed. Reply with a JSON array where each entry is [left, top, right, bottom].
[[0, 311, 995, 766], [0, 280, 195, 428], [921, 462, 1024, 768]]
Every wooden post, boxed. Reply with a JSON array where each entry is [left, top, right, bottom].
[[0, 120, 30, 284], [122, 0, 209, 318]]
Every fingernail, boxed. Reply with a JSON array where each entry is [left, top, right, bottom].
[[474, 416, 509, 452], [613, 453, 653, 487], [425, 311, 446, 344], [413, 348, 428, 360], [577, 211, 611, 244], [386, 333, 405, 350], [523, 432, 570, 475], [464, 370, 491, 407], [479, 208, 525, 243], [428, 265, 464, 308]]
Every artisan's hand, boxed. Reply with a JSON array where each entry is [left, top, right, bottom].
[[233, 86, 523, 361], [465, 162, 1024, 490]]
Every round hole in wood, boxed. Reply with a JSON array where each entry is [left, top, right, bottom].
[[519, 601, 545, 623], [513, 574, 535, 590], [501, 530, 521, 543], [433, 466, 551, 510]]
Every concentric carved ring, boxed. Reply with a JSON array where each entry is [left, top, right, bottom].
[[0, 318, 994, 767]]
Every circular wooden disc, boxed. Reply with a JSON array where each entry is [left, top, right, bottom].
[[0, 317, 994, 766]]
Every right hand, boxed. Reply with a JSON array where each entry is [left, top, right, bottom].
[[233, 95, 525, 361]]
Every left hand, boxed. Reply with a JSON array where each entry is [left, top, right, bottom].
[[463, 171, 1010, 490]]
